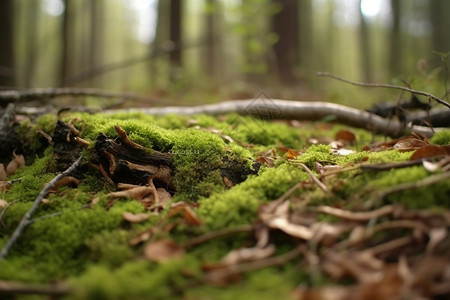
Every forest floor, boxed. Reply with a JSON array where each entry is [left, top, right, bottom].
[[0, 93, 449, 300]]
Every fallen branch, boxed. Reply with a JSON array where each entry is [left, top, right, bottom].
[[0, 280, 68, 296], [0, 155, 83, 260], [0, 88, 166, 105], [107, 100, 422, 138], [317, 72, 450, 109]]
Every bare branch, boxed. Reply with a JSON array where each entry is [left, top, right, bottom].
[[0, 88, 167, 105], [107, 100, 414, 137], [0, 155, 83, 260], [0, 280, 68, 296], [317, 72, 450, 109]]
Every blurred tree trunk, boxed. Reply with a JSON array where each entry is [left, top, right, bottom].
[[430, 0, 450, 64], [0, 0, 16, 88], [169, 0, 182, 68], [271, 0, 299, 83], [89, 0, 103, 86], [359, 0, 372, 82], [389, 0, 401, 76], [24, 0, 40, 87], [204, 0, 222, 82], [298, 0, 312, 73], [60, 0, 72, 86]]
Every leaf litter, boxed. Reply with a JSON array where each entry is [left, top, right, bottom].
[[0, 117, 449, 299]]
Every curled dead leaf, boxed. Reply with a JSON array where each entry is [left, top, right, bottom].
[[0, 199, 7, 210], [410, 145, 450, 160], [122, 212, 150, 223], [144, 239, 185, 263], [335, 129, 356, 144], [0, 164, 6, 181], [168, 202, 202, 225]]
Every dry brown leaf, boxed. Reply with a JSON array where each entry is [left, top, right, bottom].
[[393, 138, 428, 150], [335, 129, 356, 144], [0, 164, 6, 181], [0, 181, 11, 192], [286, 149, 302, 160], [107, 186, 153, 201], [5, 160, 17, 176], [0, 199, 7, 210], [167, 202, 202, 225], [221, 245, 276, 266], [129, 230, 153, 246], [144, 239, 185, 263], [410, 144, 450, 160], [122, 212, 150, 223]]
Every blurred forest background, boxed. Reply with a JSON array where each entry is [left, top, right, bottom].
[[0, 0, 449, 107]]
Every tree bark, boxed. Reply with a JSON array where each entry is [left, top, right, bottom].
[[359, 0, 372, 82], [0, 0, 16, 88], [389, 0, 401, 76], [169, 0, 182, 68], [271, 0, 299, 83]]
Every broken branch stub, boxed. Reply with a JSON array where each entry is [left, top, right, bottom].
[[94, 126, 175, 192]]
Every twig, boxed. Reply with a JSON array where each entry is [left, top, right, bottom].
[[183, 224, 255, 248], [0, 88, 166, 105], [0, 279, 68, 296], [317, 72, 450, 109], [205, 245, 303, 283], [315, 205, 395, 222], [0, 199, 19, 228], [365, 171, 450, 208], [361, 159, 426, 171], [0, 155, 83, 260], [292, 162, 329, 193]]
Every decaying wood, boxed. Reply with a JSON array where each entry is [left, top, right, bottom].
[[94, 126, 175, 191], [106, 100, 445, 138]]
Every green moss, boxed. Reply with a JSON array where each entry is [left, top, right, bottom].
[[294, 144, 368, 168], [198, 164, 309, 229], [365, 149, 412, 163], [68, 258, 198, 300], [430, 130, 450, 145]]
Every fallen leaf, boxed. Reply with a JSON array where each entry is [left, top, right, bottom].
[[167, 202, 202, 225], [129, 230, 153, 246], [0, 181, 11, 192], [144, 239, 185, 262], [122, 212, 150, 223], [393, 138, 428, 150], [410, 145, 450, 160], [221, 245, 276, 266], [335, 129, 356, 144], [0, 199, 7, 209], [286, 149, 302, 160], [0, 164, 5, 181]]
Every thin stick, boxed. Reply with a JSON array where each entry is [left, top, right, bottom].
[[205, 245, 303, 282], [293, 162, 329, 193], [0, 199, 19, 228], [365, 171, 450, 208], [0, 280, 68, 296], [0, 88, 166, 105], [0, 155, 83, 260], [317, 72, 450, 109], [183, 224, 255, 249], [315, 205, 395, 222]]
